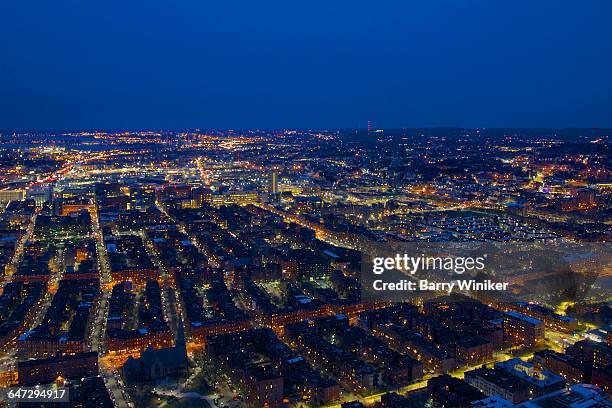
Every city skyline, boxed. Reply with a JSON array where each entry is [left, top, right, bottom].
[[1, 1, 610, 407], [0, 129, 609, 407]]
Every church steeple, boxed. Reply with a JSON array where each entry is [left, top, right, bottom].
[[175, 315, 188, 361]]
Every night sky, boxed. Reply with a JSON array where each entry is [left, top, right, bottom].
[[1, 0, 611, 130]]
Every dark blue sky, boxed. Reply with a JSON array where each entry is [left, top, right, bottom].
[[1, 0, 611, 130]]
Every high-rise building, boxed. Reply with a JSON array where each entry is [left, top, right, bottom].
[[577, 188, 597, 209], [26, 185, 52, 207], [269, 171, 278, 194], [0, 189, 25, 204]]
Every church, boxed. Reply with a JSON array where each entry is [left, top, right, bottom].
[[122, 320, 189, 382]]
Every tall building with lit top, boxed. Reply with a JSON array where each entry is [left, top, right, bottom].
[[269, 171, 278, 194]]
